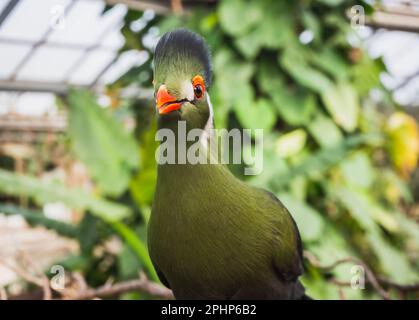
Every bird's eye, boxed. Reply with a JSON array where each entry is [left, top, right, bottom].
[[194, 84, 203, 99], [192, 75, 205, 100]]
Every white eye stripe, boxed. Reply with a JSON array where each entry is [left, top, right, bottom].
[[181, 80, 194, 101]]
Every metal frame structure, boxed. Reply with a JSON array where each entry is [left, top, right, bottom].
[[0, 0, 124, 93]]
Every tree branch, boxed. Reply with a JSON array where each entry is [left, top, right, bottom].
[[304, 251, 419, 299], [64, 272, 174, 300]]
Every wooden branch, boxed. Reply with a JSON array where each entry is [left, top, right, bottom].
[[0, 254, 52, 300], [304, 251, 419, 299], [366, 10, 419, 33], [64, 272, 174, 300], [0, 287, 7, 300], [171, 0, 184, 14], [377, 277, 419, 292]]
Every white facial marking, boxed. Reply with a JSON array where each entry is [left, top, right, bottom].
[[181, 80, 194, 101], [200, 94, 215, 149]]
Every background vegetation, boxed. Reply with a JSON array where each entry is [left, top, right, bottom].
[[1, 0, 418, 299]]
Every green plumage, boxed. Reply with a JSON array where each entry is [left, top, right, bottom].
[[149, 29, 307, 299]]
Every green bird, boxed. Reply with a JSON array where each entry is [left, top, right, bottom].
[[148, 29, 309, 299]]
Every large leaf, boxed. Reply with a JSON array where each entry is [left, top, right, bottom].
[[302, 11, 321, 43], [0, 204, 78, 238], [130, 124, 159, 209], [0, 169, 131, 221], [321, 81, 360, 132], [67, 90, 139, 197], [339, 151, 374, 189], [213, 49, 254, 108], [279, 193, 325, 242], [236, 1, 295, 54], [270, 134, 378, 190], [218, 0, 263, 36], [280, 48, 334, 93], [352, 55, 383, 95], [307, 113, 343, 147], [257, 62, 316, 125], [234, 96, 276, 131], [234, 29, 263, 60], [110, 221, 158, 282], [328, 186, 417, 282], [310, 47, 349, 80], [275, 129, 307, 158]]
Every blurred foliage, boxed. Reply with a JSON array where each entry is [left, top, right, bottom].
[[0, 168, 130, 221], [1, 0, 419, 299], [67, 90, 139, 197]]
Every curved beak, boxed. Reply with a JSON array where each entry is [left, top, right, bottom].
[[156, 85, 182, 115]]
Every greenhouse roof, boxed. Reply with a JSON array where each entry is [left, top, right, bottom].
[[0, 0, 149, 93]]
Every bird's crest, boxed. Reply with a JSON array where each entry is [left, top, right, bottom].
[[154, 29, 212, 88]]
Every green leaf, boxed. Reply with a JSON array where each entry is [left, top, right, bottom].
[[317, 0, 345, 6], [0, 168, 131, 221], [302, 11, 321, 43], [280, 49, 334, 93], [110, 221, 159, 282], [339, 151, 374, 189], [310, 47, 349, 80], [78, 213, 102, 255], [352, 55, 383, 95], [257, 63, 316, 125], [278, 193, 324, 242], [218, 0, 263, 36], [275, 129, 307, 158], [330, 186, 402, 234], [234, 96, 276, 131], [213, 49, 254, 107], [270, 134, 378, 190], [308, 114, 343, 148], [367, 230, 417, 283], [329, 186, 377, 231], [0, 204, 78, 238], [248, 145, 289, 190], [328, 186, 418, 282], [130, 124, 158, 208], [234, 29, 263, 60], [67, 89, 139, 197], [321, 81, 360, 132], [256, 3, 295, 49]]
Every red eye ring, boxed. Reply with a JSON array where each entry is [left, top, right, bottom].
[[192, 75, 205, 99]]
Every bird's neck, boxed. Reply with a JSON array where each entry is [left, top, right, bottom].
[[155, 117, 234, 201]]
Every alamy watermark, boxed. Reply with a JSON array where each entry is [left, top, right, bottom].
[[155, 121, 264, 175], [50, 264, 65, 290], [350, 5, 365, 30], [50, 4, 66, 30], [350, 265, 365, 290]]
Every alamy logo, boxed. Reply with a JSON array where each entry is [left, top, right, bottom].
[[155, 121, 264, 175], [50, 265, 65, 290], [350, 265, 365, 290], [350, 5, 365, 30], [50, 5, 66, 30]]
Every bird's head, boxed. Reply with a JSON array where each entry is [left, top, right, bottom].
[[153, 29, 212, 130]]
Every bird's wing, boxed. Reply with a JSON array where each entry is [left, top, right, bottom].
[[156, 269, 172, 289], [264, 190, 304, 282], [149, 254, 172, 289]]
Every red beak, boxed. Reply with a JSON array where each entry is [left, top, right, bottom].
[[156, 85, 182, 115]]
